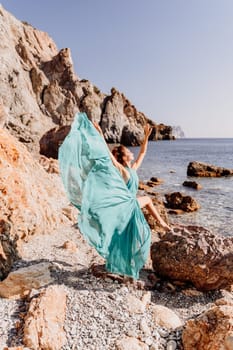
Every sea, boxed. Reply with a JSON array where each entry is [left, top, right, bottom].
[[129, 138, 233, 237]]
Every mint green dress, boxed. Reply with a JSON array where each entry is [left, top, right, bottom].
[[58, 112, 151, 279]]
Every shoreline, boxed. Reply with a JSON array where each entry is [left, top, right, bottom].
[[0, 222, 227, 349]]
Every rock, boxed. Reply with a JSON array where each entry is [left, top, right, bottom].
[[225, 336, 233, 350], [38, 155, 59, 174], [39, 125, 71, 159], [182, 297, 233, 350], [143, 197, 169, 236], [0, 4, 173, 155], [182, 180, 202, 190], [78, 80, 105, 123], [0, 129, 69, 243], [151, 226, 233, 291], [181, 288, 203, 297], [141, 291, 151, 305], [23, 285, 67, 350], [187, 161, 233, 177], [100, 89, 134, 144], [166, 340, 177, 350], [101, 88, 174, 145], [150, 344, 159, 350], [0, 220, 19, 280], [0, 101, 8, 127], [0, 262, 54, 299], [139, 181, 152, 192], [0, 5, 57, 152], [140, 318, 151, 336], [151, 305, 183, 330], [61, 205, 78, 222], [126, 293, 150, 314], [61, 240, 77, 253], [115, 336, 149, 350], [165, 192, 200, 212], [147, 177, 164, 187]]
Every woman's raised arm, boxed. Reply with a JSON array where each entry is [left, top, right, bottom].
[[132, 124, 153, 170]]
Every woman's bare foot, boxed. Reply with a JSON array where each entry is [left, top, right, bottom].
[[123, 276, 145, 289]]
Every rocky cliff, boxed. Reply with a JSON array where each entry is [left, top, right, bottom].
[[0, 4, 173, 155]]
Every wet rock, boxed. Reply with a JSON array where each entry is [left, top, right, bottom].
[[182, 180, 202, 190], [139, 181, 152, 192], [151, 226, 233, 291], [187, 161, 233, 177], [147, 177, 164, 187], [165, 192, 199, 212]]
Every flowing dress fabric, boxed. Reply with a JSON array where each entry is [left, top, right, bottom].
[[58, 112, 151, 279]]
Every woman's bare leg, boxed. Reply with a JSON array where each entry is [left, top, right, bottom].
[[137, 196, 171, 230]]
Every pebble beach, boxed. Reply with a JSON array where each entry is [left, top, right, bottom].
[[0, 223, 223, 350]]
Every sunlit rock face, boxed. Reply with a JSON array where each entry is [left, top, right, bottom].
[[0, 4, 173, 156], [0, 128, 70, 245]]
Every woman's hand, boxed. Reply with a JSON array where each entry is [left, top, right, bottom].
[[144, 124, 153, 139]]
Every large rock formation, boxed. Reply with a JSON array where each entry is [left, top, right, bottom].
[[151, 226, 233, 291], [0, 128, 71, 258], [0, 5, 57, 152], [100, 88, 173, 145], [187, 161, 233, 177], [0, 4, 174, 157]]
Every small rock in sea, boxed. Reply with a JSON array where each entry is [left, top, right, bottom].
[[183, 180, 202, 190]]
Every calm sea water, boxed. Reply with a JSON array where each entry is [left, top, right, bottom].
[[130, 138, 233, 236]]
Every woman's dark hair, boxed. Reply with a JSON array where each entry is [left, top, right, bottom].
[[112, 145, 127, 165]]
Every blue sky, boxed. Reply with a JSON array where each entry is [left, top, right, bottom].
[[2, 0, 233, 137]]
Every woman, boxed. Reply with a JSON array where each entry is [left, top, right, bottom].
[[94, 123, 171, 231], [59, 112, 168, 280]]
